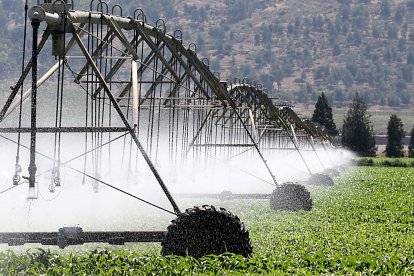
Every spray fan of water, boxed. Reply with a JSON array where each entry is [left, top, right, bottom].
[[0, 132, 354, 234]]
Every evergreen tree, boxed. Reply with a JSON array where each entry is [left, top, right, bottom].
[[337, 0, 352, 4], [386, 114, 405, 157], [407, 51, 414, 65], [394, 5, 405, 24], [341, 93, 376, 156], [408, 0, 414, 10], [408, 125, 414, 158], [311, 93, 338, 136], [380, 0, 391, 18]]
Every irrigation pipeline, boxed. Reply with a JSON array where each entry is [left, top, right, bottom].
[[0, 1, 332, 216]]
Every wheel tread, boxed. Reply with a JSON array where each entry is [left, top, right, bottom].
[[161, 205, 252, 258]]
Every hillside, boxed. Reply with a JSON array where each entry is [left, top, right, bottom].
[[1, 0, 414, 111]]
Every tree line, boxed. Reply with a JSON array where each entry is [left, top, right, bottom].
[[311, 92, 414, 157]]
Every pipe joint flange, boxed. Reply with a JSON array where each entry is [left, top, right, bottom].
[[28, 6, 46, 22]]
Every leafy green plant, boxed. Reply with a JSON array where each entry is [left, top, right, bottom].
[[355, 157, 414, 167], [1, 167, 414, 274]]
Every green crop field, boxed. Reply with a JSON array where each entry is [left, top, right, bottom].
[[1, 166, 414, 275], [355, 157, 414, 167]]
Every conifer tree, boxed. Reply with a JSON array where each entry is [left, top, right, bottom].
[[386, 114, 405, 157], [341, 93, 376, 156], [381, 0, 391, 18], [408, 125, 414, 158], [311, 92, 338, 136]]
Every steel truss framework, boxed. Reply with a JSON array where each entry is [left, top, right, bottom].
[[224, 82, 334, 173], [0, 1, 333, 247]]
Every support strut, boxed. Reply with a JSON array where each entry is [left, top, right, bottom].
[[28, 16, 40, 190], [69, 20, 181, 214]]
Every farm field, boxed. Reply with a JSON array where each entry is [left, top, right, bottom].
[[0, 166, 413, 274], [355, 157, 414, 167]]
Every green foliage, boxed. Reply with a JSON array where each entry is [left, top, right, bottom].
[[386, 114, 405, 157], [342, 93, 376, 156], [224, 0, 257, 24], [380, 0, 392, 18], [407, 51, 414, 65], [399, 64, 413, 82], [337, 0, 352, 5], [355, 157, 414, 167], [409, 125, 414, 158], [408, 0, 414, 10], [354, 157, 375, 166], [394, 4, 405, 24], [1, 168, 414, 274], [332, 43, 341, 56], [311, 92, 338, 136], [386, 23, 399, 39]]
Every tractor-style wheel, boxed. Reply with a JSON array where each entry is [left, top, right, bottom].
[[308, 173, 335, 186], [270, 182, 313, 211], [161, 205, 252, 258]]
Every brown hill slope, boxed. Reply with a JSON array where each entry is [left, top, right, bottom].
[[1, 0, 414, 109]]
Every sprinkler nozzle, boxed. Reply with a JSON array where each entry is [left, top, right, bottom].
[[27, 186, 37, 199], [12, 174, 21, 185]]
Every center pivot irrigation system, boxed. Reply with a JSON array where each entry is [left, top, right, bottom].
[[0, 1, 337, 257]]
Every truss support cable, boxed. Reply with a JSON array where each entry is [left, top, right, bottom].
[[321, 142, 335, 167], [0, 181, 27, 197], [0, 133, 128, 181], [186, 109, 215, 155], [70, 23, 181, 215], [234, 111, 278, 186], [2, 23, 84, 120], [290, 124, 313, 176], [0, 29, 50, 123], [307, 136, 325, 170], [0, 134, 175, 216], [5, 61, 64, 120], [128, 20, 180, 82]]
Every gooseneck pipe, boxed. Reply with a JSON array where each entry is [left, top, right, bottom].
[[28, 16, 40, 189]]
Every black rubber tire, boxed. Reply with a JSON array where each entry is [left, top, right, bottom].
[[308, 173, 335, 186], [161, 205, 252, 258], [270, 182, 313, 211]]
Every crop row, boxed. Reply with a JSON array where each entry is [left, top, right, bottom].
[[0, 167, 413, 274], [354, 157, 414, 167]]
